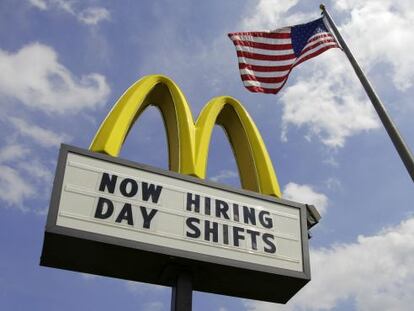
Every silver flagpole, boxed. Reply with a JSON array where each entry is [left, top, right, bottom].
[[320, 4, 414, 183]]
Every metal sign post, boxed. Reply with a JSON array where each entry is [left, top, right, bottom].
[[171, 271, 193, 311]]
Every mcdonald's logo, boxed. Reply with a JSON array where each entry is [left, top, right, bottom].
[[90, 75, 281, 198]]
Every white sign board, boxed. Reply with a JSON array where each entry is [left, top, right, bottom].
[[41, 145, 311, 303]]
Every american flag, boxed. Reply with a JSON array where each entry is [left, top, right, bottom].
[[228, 17, 340, 94]]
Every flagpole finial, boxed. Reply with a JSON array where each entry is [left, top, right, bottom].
[[320, 4, 326, 11]]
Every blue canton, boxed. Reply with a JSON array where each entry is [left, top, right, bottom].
[[291, 18, 329, 57]]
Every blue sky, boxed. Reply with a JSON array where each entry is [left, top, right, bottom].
[[0, 0, 413, 310]]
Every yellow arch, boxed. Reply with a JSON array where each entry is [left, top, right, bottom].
[[90, 75, 281, 197]]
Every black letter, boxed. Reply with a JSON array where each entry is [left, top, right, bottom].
[[186, 193, 200, 213], [233, 226, 245, 247], [243, 206, 256, 225], [142, 182, 163, 203], [186, 217, 201, 238], [215, 200, 230, 219], [94, 197, 114, 219], [204, 220, 219, 242], [139, 206, 158, 229], [99, 173, 117, 193], [246, 229, 260, 250], [204, 197, 211, 215], [258, 211, 273, 229], [115, 203, 134, 225], [120, 178, 138, 197], [233, 203, 240, 222], [223, 224, 229, 245], [263, 233, 276, 254]]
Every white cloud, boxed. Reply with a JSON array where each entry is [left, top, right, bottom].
[[322, 156, 339, 167], [0, 165, 35, 208], [29, 0, 47, 10], [10, 117, 70, 147], [126, 282, 167, 311], [51, 0, 73, 14], [283, 182, 328, 215], [18, 160, 52, 182], [126, 281, 167, 295], [143, 302, 164, 311], [0, 43, 110, 113], [324, 177, 342, 191], [242, 0, 314, 30], [244, 216, 414, 311], [0, 144, 30, 163], [279, 52, 379, 147], [34, 206, 49, 216], [29, 0, 110, 25], [0, 143, 52, 211], [80, 273, 99, 281], [335, 0, 414, 90], [210, 170, 238, 182], [78, 7, 110, 25]]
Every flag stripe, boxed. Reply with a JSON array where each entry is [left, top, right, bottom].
[[241, 74, 286, 84], [307, 33, 333, 43], [295, 43, 338, 66], [229, 30, 290, 39], [235, 44, 294, 56], [236, 50, 296, 61], [230, 35, 291, 45], [238, 63, 293, 72], [245, 86, 281, 94], [242, 79, 285, 89], [231, 39, 292, 51], [295, 41, 339, 64], [300, 37, 337, 55], [239, 68, 289, 78], [237, 57, 296, 67]]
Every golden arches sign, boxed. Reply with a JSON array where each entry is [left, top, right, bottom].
[[90, 75, 281, 198]]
